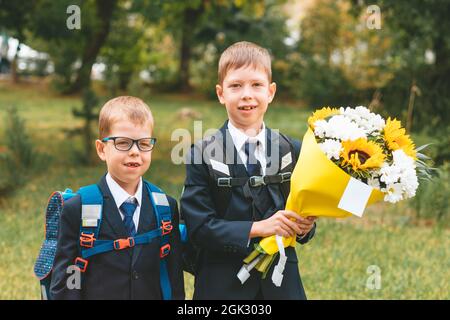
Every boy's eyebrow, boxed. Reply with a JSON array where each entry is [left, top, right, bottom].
[[225, 77, 267, 83]]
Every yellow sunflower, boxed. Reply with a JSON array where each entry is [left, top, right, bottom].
[[341, 138, 386, 172], [383, 117, 417, 159], [308, 107, 340, 129]]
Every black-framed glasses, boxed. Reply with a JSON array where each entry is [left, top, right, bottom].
[[102, 137, 156, 152]]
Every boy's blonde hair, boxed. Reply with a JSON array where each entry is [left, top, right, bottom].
[[218, 41, 272, 85], [98, 96, 154, 139]]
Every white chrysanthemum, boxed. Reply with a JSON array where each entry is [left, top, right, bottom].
[[379, 149, 418, 203], [340, 106, 386, 135], [392, 149, 415, 168], [367, 177, 381, 190], [317, 115, 367, 141], [383, 183, 404, 203], [318, 139, 342, 160], [314, 119, 328, 139], [379, 164, 401, 185]]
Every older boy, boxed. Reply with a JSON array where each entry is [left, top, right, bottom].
[[180, 41, 316, 300], [50, 96, 185, 299]]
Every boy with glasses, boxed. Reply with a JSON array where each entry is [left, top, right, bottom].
[[50, 96, 185, 299]]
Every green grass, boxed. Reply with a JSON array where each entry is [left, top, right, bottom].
[[0, 81, 448, 300]]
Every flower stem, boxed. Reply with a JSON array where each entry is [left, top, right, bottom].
[[255, 254, 274, 273], [243, 249, 261, 265]]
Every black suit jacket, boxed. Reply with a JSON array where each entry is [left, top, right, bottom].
[[50, 175, 185, 300], [180, 122, 315, 300]]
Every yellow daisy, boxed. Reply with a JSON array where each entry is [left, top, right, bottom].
[[383, 117, 417, 159], [308, 107, 340, 129], [341, 138, 386, 172]]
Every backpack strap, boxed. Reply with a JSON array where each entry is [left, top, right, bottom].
[[201, 130, 234, 218], [73, 181, 174, 300], [277, 133, 301, 202], [74, 184, 103, 273], [144, 180, 173, 300], [203, 129, 298, 211]]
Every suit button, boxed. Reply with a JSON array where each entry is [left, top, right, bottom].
[[132, 271, 139, 280]]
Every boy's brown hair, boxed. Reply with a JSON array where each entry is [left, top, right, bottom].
[[218, 41, 272, 85], [98, 96, 154, 139]]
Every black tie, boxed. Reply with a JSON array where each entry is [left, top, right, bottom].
[[244, 140, 262, 176], [120, 198, 137, 237]]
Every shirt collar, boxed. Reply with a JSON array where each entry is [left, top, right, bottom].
[[106, 173, 142, 208], [227, 121, 266, 153]]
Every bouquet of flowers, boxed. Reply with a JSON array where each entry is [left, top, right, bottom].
[[237, 106, 432, 287]]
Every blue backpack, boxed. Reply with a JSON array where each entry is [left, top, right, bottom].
[[34, 180, 187, 300]]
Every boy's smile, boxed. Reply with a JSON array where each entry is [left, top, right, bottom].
[[216, 66, 276, 134]]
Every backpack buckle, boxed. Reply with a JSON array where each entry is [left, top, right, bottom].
[[161, 220, 173, 236], [249, 176, 266, 187], [280, 172, 291, 183], [160, 244, 171, 258], [113, 237, 135, 250], [80, 232, 96, 248], [74, 257, 88, 273], [217, 177, 232, 187]]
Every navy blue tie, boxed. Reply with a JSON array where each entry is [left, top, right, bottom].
[[120, 198, 137, 237], [244, 140, 262, 176]]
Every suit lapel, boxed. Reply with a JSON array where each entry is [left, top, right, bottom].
[[220, 121, 248, 178], [265, 128, 289, 218], [97, 175, 129, 241], [132, 185, 156, 266]]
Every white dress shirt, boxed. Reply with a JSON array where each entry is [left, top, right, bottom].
[[227, 121, 267, 175], [106, 173, 142, 231]]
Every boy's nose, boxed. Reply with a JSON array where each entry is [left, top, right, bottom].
[[128, 142, 140, 154], [241, 85, 253, 100]]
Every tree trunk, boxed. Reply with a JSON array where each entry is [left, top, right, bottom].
[[177, 4, 204, 92], [11, 43, 20, 83], [69, 0, 118, 93]]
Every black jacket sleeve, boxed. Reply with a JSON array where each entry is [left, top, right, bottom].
[[296, 222, 316, 245], [49, 195, 82, 300]]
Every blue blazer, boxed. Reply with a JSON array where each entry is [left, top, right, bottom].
[[180, 122, 316, 300], [50, 175, 185, 300]]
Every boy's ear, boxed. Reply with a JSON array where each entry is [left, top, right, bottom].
[[95, 139, 107, 161], [268, 82, 277, 103], [216, 84, 225, 105]]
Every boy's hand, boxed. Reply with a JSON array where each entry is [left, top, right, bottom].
[[250, 210, 306, 238], [296, 216, 316, 237]]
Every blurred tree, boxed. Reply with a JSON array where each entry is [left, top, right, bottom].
[[0, 0, 38, 82], [29, 0, 118, 93], [100, 11, 148, 94], [135, 0, 288, 93], [65, 88, 99, 165], [285, 0, 397, 107], [353, 0, 450, 134]]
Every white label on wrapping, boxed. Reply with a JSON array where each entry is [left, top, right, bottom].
[[81, 204, 102, 220], [152, 192, 169, 207], [338, 177, 373, 217], [272, 235, 288, 287], [210, 159, 230, 176], [237, 266, 251, 284], [280, 153, 292, 170], [237, 255, 263, 284]]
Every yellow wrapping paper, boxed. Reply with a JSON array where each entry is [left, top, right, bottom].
[[259, 129, 384, 255]]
